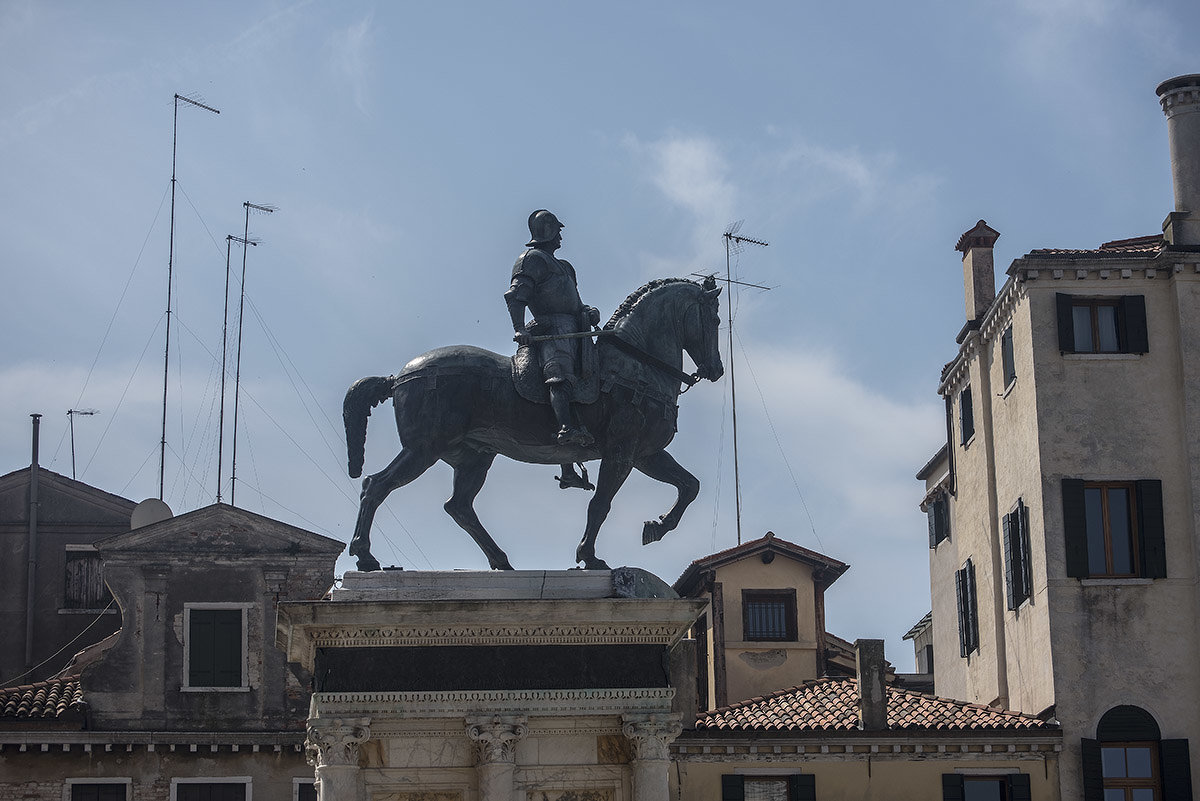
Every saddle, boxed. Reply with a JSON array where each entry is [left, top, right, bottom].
[[511, 334, 601, 406]]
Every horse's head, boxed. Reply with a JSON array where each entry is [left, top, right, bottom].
[[683, 277, 724, 382]]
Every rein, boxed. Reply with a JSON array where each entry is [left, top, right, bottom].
[[607, 333, 701, 390]]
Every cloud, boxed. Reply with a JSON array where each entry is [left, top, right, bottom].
[[328, 12, 375, 115]]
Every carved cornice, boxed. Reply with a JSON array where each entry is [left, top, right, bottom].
[[465, 715, 528, 764], [302, 623, 681, 647], [312, 688, 675, 719], [621, 713, 683, 762], [305, 717, 371, 768]]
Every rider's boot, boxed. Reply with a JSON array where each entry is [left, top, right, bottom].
[[556, 462, 594, 491]]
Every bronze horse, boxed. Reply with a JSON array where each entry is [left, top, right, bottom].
[[343, 277, 724, 571]]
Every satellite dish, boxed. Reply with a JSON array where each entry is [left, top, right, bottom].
[[131, 498, 173, 530]]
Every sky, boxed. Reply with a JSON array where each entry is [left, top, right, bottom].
[[2, 0, 1197, 673]]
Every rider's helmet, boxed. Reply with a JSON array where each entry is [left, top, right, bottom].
[[526, 209, 565, 246]]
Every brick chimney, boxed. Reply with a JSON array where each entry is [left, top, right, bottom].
[[1157, 74, 1200, 248], [955, 220, 1000, 323], [854, 638, 888, 731]]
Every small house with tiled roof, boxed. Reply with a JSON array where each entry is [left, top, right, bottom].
[[673, 531, 849, 711]]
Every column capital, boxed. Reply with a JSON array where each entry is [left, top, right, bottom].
[[465, 714, 528, 765], [621, 713, 683, 762], [306, 717, 371, 768]]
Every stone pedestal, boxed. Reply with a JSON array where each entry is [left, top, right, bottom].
[[280, 569, 703, 801]]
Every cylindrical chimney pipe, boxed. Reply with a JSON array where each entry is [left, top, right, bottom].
[[26, 413, 42, 672], [1157, 74, 1200, 247]]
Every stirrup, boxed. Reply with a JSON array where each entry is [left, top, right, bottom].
[[556, 463, 595, 491], [556, 425, 595, 447]]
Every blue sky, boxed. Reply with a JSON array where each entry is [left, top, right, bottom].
[[2, 0, 1197, 672]]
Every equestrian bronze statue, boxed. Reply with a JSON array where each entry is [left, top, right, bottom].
[[343, 215, 724, 572]]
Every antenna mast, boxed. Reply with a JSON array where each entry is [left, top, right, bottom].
[[217, 234, 256, 503], [160, 93, 219, 500], [722, 222, 769, 545], [230, 201, 275, 507], [67, 408, 98, 480]]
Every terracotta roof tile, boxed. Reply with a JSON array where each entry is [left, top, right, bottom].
[[0, 676, 85, 719], [1025, 234, 1161, 259], [696, 678, 1054, 732]]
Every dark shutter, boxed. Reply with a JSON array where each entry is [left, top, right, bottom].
[[1062, 479, 1089, 578], [960, 387, 974, 444], [71, 786, 127, 801], [1120, 295, 1149, 353], [1019, 502, 1033, 600], [296, 782, 318, 801], [942, 773, 965, 801], [721, 774, 745, 801], [944, 395, 956, 494], [929, 503, 939, 548], [966, 560, 979, 652], [1081, 738, 1104, 801], [189, 609, 243, 688], [788, 773, 816, 801], [955, 568, 968, 657], [1136, 479, 1166, 578], [1003, 512, 1016, 610], [1160, 738, 1194, 801], [1056, 293, 1075, 352], [1007, 772, 1031, 801]]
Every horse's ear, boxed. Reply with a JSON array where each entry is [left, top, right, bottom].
[[704, 287, 721, 300]]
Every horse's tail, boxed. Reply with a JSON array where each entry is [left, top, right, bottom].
[[344, 375, 396, 479]]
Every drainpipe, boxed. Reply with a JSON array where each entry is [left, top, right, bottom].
[[25, 413, 41, 673]]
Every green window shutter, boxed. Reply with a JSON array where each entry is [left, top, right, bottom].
[[1081, 738, 1104, 801], [928, 504, 939, 548], [942, 773, 965, 801], [189, 612, 217, 687], [189, 609, 243, 688], [1136, 479, 1166, 578], [1007, 773, 1031, 801], [1003, 512, 1016, 610], [1160, 738, 1194, 801], [788, 774, 815, 801], [960, 387, 974, 444], [1119, 295, 1149, 353], [965, 560, 979, 653], [1019, 502, 1033, 600], [721, 774, 745, 801], [1056, 293, 1075, 352], [1062, 479, 1089, 577], [955, 568, 968, 657]]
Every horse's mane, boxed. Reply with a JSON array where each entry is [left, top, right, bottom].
[[603, 277, 700, 331]]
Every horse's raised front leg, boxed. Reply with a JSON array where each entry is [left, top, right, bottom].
[[635, 449, 700, 545], [443, 451, 514, 570], [350, 447, 438, 571], [576, 458, 635, 570]]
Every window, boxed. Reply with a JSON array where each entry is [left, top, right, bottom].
[[1082, 706, 1193, 801], [942, 773, 1031, 800], [955, 559, 979, 657], [921, 643, 935, 674], [171, 779, 250, 801], [927, 492, 950, 547], [1001, 326, 1016, 387], [742, 590, 797, 642], [960, 386, 975, 445], [67, 781, 129, 801], [721, 774, 815, 801], [1062, 480, 1165, 579], [1056, 293, 1149, 354], [293, 779, 317, 801], [184, 605, 248, 690], [64, 547, 111, 610], [1003, 500, 1033, 609]]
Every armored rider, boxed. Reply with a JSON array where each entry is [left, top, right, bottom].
[[506, 210, 601, 488]]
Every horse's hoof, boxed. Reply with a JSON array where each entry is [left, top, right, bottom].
[[490, 557, 515, 570], [642, 520, 666, 545], [580, 556, 612, 570], [355, 553, 382, 572]]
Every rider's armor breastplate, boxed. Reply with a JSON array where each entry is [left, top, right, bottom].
[[512, 248, 585, 320]]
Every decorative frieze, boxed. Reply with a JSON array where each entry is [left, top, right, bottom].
[[312, 688, 675, 718], [303, 623, 682, 648]]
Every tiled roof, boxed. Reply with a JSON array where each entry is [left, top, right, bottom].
[[696, 678, 1054, 732], [903, 611, 933, 640], [1025, 234, 1161, 259], [0, 676, 85, 719], [674, 532, 849, 595]]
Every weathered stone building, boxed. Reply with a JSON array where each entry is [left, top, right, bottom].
[[917, 74, 1200, 799]]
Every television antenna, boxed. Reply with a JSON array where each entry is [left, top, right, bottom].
[[230, 201, 276, 507], [720, 221, 770, 545], [66, 409, 98, 480], [159, 93, 219, 501], [217, 234, 257, 503]]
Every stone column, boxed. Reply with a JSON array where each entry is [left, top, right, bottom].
[[306, 717, 371, 801], [622, 713, 682, 801], [465, 714, 527, 801]]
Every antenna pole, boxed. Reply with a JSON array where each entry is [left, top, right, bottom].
[[67, 409, 98, 480], [160, 93, 219, 501], [230, 202, 274, 507], [722, 229, 769, 545]]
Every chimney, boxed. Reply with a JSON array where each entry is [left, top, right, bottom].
[[1157, 74, 1200, 248], [854, 638, 888, 731], [956, 220, 1000, 323]]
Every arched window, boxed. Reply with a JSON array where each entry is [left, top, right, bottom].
[[1081, 706, 1193, 801]]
